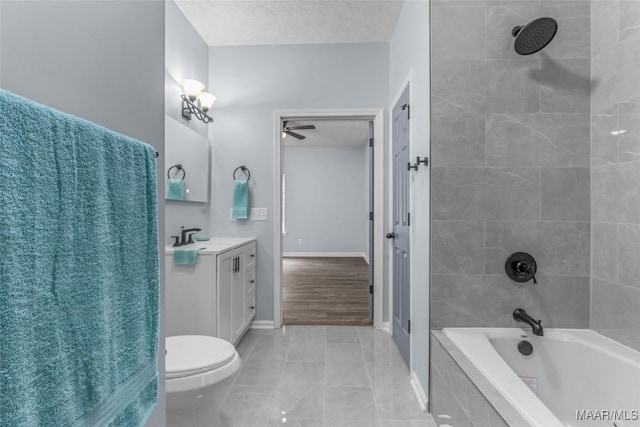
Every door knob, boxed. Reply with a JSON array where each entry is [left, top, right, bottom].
[[386, 233, 395, 239]]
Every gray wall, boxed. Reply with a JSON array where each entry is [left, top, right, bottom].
[[209, 43, 389, 321], [430, 1, 591, 330], [389, 0, 431, 397], [165, 0, 211, 242], [0, 1, 166, 424], [283, 145, 369, 255], [590, 0, 640, 352]]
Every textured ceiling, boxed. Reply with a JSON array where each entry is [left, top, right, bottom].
[[282, 119, 370, 147], [175, 0, 404, 46]]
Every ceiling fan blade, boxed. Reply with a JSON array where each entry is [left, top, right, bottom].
[[285, 130, 306, 140], [287, 125, 316, 130]]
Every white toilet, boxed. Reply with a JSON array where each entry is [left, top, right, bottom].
[[165, 335, 241, 427]]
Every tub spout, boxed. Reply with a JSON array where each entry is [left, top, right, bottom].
[[513, 308, 544, 336]]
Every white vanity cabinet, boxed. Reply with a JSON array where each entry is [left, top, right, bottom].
[[165, 238, 256, 346]]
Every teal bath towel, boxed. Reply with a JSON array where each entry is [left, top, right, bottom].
[[167, 178, 185, 200], [232, 179, 250, 219], [0, 90, 159, 426], [173, 248, 203, 265]]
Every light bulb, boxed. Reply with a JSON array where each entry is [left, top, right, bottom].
[[180, 79, 205, 101], [198, 92, 216, 112]]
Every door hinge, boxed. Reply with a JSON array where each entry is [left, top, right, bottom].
[[369, 285, 373, 294], [402, 103, 410, 119], [369, 211, 374, 221], [369, 138, 374, 147], [408, 319, 411, 334], [408, 212, 411, 226]]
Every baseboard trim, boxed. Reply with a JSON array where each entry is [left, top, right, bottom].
[[283, 252, 368, 259], [381, 322, 390, 333], [250, 320, 275, 329], [410, 371, 428, 411]]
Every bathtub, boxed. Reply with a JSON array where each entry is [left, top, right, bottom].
[[442, 328, 640, 427]]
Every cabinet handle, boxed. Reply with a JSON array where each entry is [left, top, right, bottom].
[[250, 254, 255, 258], [250, 305, 255, 310], [249, 280, 255, 283]]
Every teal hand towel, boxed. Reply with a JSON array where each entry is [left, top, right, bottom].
[[0, 90, 159, 426], [167, 178, 185, 200], [173, 248, 202, 265], [232, 179, 250, 219]]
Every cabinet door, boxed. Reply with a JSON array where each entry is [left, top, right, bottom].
[[217, 251, 235, 342], [232, 255, 246, 340], [165, 254, 215, 337]]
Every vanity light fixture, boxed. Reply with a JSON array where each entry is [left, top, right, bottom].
[[180, 79, 214, 124]]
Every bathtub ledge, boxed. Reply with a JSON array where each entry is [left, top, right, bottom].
[[431, 330, 534, 427]]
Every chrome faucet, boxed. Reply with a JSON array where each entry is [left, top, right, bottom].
[[513, 308, 544, 336]]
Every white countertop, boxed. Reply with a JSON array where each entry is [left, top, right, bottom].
[[165, 237, 255, 255]]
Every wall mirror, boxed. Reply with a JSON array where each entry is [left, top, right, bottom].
[[164, 115, 210, 203]]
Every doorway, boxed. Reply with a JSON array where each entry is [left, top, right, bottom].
[[281, 118, 372, 325], [273, 110, 385, 329]]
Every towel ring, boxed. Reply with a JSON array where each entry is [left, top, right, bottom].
[[233, 165, 251, 181], [167, 164, 186, 180]]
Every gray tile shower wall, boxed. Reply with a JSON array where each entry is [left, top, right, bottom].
[[430, 0, 591, 329], [590, 0, 640, 352]]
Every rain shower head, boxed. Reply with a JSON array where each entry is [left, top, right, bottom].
[[512, 17, 558, 55]]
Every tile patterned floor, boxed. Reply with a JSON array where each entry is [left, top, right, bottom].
[[215, 326, 437, 427]]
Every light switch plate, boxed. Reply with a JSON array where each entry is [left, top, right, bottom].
[[250, 208, 268, 221], [229, 208, 268, 221]]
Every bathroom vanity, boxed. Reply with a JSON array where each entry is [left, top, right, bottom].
[[165, 237, 256, 346]]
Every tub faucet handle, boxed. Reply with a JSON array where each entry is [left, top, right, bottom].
[[515, 261, 537, 284], [506, 252, 538, 284]]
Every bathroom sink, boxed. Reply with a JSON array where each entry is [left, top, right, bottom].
[[207, 238, 245, 245], [166, 238, 255, 254]]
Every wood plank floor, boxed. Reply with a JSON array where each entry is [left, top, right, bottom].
[[283, 257, 371, 326]]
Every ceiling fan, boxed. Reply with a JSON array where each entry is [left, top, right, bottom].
[[282, 121, 316, 140]]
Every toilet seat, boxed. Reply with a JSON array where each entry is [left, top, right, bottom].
[[166, 335, 236, 379], [165, 335, 241, 394]]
